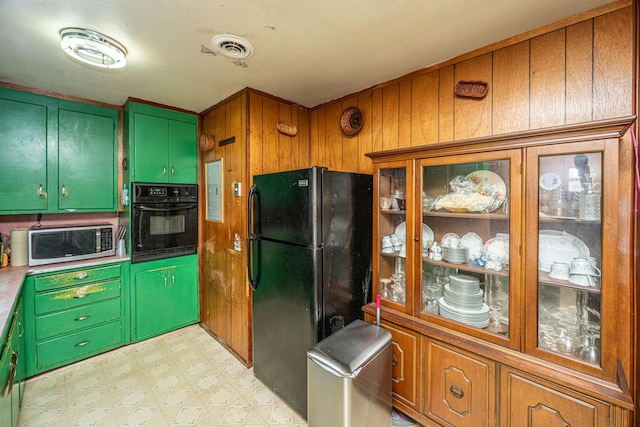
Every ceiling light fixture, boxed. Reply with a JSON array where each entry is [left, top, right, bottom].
[[60, 27, 127, 69]]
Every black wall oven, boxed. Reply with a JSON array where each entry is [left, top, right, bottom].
[[131, 183, 198, 264]]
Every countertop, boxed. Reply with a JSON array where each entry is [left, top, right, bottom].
[[0, 255, 130, 344]]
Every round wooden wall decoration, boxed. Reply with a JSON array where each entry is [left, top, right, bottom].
[[199, 134, 215, 151], [340, 106, 364, 136]]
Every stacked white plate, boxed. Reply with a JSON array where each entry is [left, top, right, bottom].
[[439, 298, 490, 328], [443, 284, 484, 310], [448, 274, 481, 294], [441, 274, 490, 328]]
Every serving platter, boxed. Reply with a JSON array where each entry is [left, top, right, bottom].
[[538, 230, 590, 272]]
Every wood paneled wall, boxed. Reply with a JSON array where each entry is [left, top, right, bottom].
[[198, 89, 310, 365], [199, 90, 251, 364], [310, 3, 635, 175]]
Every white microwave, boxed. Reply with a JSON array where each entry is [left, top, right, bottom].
[[28, 224, 115, 266]]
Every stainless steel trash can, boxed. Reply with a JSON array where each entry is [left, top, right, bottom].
[[307, 319, 392, 427]]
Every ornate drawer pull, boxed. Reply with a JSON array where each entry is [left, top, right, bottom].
[[450, 384, 464, 399], [75, 341, 90, 347]]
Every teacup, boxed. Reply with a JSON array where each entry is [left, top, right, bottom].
[[380, 197, 392, 210], [570, 257, 601, 276], [381, 236, 393, 253], [548, 262, 570, 280], [389, 233, 403, 249]]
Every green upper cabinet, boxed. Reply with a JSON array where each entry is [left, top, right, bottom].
[[57, 101, 118, 211], [0, 89, 54, 213], [0, 88, 118, 214], [126, 101, 197, 184]]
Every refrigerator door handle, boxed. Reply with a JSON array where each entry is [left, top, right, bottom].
[[247, 184, 261, 291]]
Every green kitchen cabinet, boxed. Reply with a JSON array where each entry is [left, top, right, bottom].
[[23, 262, 129, 377], [131, 254, 199, 342], [0, 89, 54, 213], [0, 297, 22, 427], [0, 320, 12, 427], [0, 87, 118, 214], [56, 101, 118, 211], [125, 101, 198, 184]]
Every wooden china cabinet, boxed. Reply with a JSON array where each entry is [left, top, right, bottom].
[[363, 117, 637, 427]]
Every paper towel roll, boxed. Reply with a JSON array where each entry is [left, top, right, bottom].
[[10, 228, 28, 267]]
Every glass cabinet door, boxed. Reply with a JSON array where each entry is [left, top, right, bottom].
[[419, 150, 521, 347], [374, 161, 413, 313], [526, 140, 615, 378]]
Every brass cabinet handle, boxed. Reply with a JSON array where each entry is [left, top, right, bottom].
[[74, 316, 90, 321], [391, 354, 398, 367], [449, 384, 464, 399], [75, 272, 89, 280], [75, 341, 90, 347], [163, 274, 168, 287], [163, 165, 167, 176], [171, 166, 175, 176], [37, 184, 44, 197], [61, 185, 69, 197]]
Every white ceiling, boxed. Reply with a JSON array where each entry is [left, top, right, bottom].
[[0, 0, 615, 113]]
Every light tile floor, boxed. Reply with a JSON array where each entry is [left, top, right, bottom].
[[18, 325, 308, 427]]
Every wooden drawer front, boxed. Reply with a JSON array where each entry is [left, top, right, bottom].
[[382, 322, 420, 410], [34, 264, 121, 292], [35, 321, 122, 371], [35, 298, 121, 341], [500, 369, 609, 427], [426, 341, 495, 427], [35, 279, 121, 315]]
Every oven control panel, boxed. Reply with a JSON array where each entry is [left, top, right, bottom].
[[132, 183, 198, 204]]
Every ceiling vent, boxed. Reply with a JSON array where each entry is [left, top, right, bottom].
[[211, 34, 254, 60]]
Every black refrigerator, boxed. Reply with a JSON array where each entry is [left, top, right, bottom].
[[247, 166, 372, 418]]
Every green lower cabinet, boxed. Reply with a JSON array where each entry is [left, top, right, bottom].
[[0, 330, 11, 426], [131, 255, 199, 342], [0, 301, 21, 427], [23, 262, 128, 378]]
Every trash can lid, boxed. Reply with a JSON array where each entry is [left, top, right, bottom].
[[307, 320, 391, 378]]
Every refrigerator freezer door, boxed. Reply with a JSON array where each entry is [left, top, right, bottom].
[[321, 171, 373, 337], [252, 167, 323, 247], [252, 239, 322, 418]]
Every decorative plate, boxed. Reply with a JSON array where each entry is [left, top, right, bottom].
[[540, 172, 561, 191], [465, 170, 507, 212], [460, 232, 484, 260], [484, 237, 509, 262], [441, 232, 460, 247], [395, 222, 406, 243]]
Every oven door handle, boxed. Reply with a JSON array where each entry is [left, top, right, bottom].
[[136, 204, 197, 212]]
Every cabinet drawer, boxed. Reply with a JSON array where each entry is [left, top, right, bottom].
[[35, 298, 121, 341], [34, 264, 121, 291], [35, 321, 122, 371], [500, 368, 609, 427], [35, 279, 121, 315], [425, 340, 495, 427]]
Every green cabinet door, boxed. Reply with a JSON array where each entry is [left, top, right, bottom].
[[127, 102, 197, 184], [0, 91, 51, 213], [132, 255, 198, 342], [0, 334, 10, 427], [168, 120, 198, 183], [57, 104, 117, 211], [167, 261, 199, 328], [0, 88, 118, 214], [133, 113, 169, 182]]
